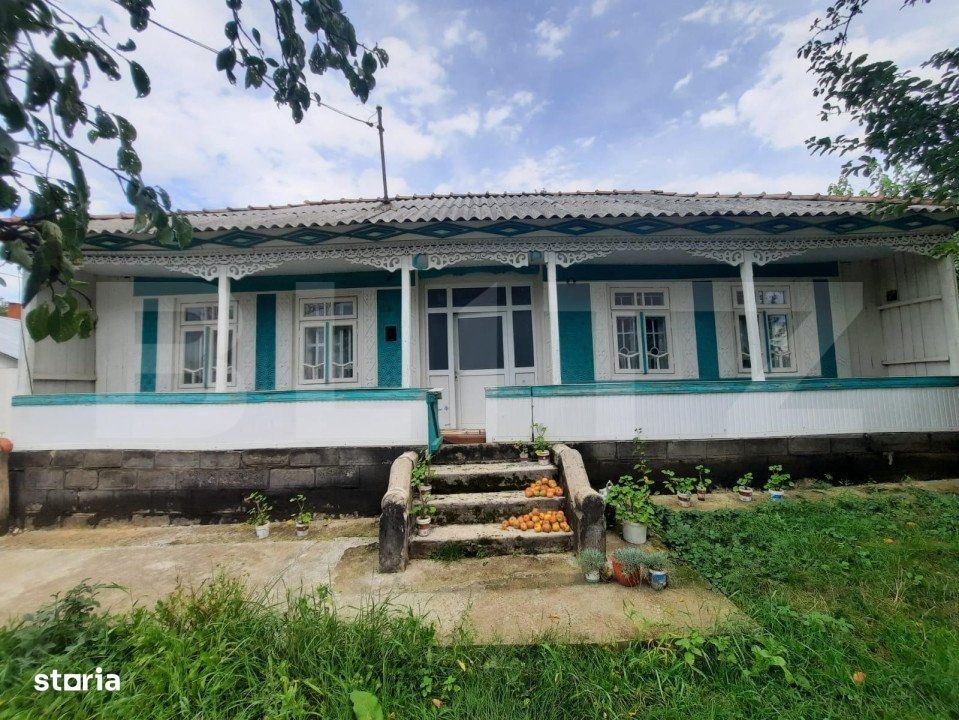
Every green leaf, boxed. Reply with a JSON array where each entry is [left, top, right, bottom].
[[117, 38, 137, 52], [216, 47, 237, 72], [349, 691, 383, 720], [129, 61, 150, 97], [25, 53, 58, 109], [25, 305, 51, 342]]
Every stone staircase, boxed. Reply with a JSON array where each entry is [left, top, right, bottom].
[[408, 444, 575, 559]]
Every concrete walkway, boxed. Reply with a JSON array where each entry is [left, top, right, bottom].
[[0, 518, 741, 644]]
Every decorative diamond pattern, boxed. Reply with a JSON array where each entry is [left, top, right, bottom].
[[551, 219, 606, 235], [683, 218, 744, 234], [882, 214, 939, 231], [210, 231, 268, 248], [616, 218, 673, 234], [415, 222, 471, 239], [484, 220, 540, 236], [349, 225, 404, 241], [85, 234, 139, 250], [283, 228, 336, 244], [753, 218, 807, 234], [819, 216, 876, 233]]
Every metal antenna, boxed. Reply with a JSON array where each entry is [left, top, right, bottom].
[[376, 105, 389, 204]]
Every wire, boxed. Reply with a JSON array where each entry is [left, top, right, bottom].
[[319, 101, 374, 127]]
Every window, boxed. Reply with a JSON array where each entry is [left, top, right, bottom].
[[610, 288, 672, 374], [177, 301, 237, 389], [733, 286, 794, 373], [297, 296, 357, 385]]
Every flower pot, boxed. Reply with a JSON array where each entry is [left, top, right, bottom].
[[648, 569, 667, 590], [738, 487, 754, 503], [295, 523, 309, 538], [416, 517, 432, 537], [769, 489, 784, 501], [418, 484, 432, 499], [611, 558, 643, 587], [519, 452, 530, 463], [255, 524, 270, 539], [677, 492, 691, 508], [0, 437, 13, 454], [621, 520, 647, 545], [535, 450, 550, 465], [584, 570, 601, 584], [697, 487, 707, 501]]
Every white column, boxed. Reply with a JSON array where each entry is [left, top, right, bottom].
[[545, 252, 562, 384], [938, 256, 959, 375], [400, 257, 413, 388], [214, 265, 231, 392], [739, 252, 765, 381]]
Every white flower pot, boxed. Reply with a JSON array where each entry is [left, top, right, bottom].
[[536, 451, 550, 465], [295, 523, 309, 538], [416, 517, 432, 537], [255, 524, 270, 539], [621, 520, 647, 545], [677, 492, 691, 508], [585, 570, 601, 583], [738, 487, 754, 502]]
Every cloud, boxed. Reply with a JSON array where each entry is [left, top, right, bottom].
[[534, 20, 571, 60], [591, 0, 615, 17], [681, 1, 773, 27], [429, 110, 481, 138], [699, 104, 738, 127], [575, 136, 596, 149], [442, 13, 487, 54], [705, 49, 729, 69], [394, 2, 416, 21], [672, 72, 693, 92]]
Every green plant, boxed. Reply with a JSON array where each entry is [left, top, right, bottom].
[[244, 492, 272, 526], [412, 501, 436, 520], [606, 481, 656, 526], [694, 465, 712, 490], [734, 472, 754, 491], [411, 451, 433, 489], [577, 548, 607, 575], [612, 547, 647, 575], [289, 494, 313, 525], [765, 465, 793, 492], [631, 428, 653, 482], [644, 551, 668, 572], [531, 423, 550, 453], [512, 442, 530, 455], [662, 469, 695, 495]]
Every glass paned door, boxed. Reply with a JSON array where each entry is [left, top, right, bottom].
[[454, 312, 507, 429]]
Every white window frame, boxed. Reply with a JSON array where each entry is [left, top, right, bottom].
[[732, 285, 797, 374], [295, 294, 359, 387], [175, 298, 238, 390], [609, 286, 674, 376]]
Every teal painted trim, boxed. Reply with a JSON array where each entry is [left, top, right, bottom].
[[377, 288, 402, 387], [557, 284, 595, 383], [139, 299, 158, 392], [427, 394, 442, 452], [485, 376, 959, 398], [761, 311, 772, 369], [254, 294, 277, 390], [13, 388, 442, 406], [639, 311, 648, 373], [134, 272, 402, 296], [813, 279, 838, 378], [556, 262, 840, 282], [692, 281, 720, 380], [324, 321, 331, 384], [418, 264, 539, 279]]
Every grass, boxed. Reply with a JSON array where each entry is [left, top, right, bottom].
[[1, 489, 957, 719]]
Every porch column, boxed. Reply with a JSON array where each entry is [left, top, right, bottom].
[[400, 256, 413, 388], [545, 251, 562, 384], [739, 252, 766, 381], [937, 256, 959, 375], [214, 265, 231, 392]]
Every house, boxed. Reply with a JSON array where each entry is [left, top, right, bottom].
[[9, 190, 959, 525]]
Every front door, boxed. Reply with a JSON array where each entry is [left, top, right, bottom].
[[453, 311, 507, 429]]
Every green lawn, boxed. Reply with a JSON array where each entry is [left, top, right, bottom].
[[1, 489, 957, 719]]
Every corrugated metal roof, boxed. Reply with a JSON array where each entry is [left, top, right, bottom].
[[87, 189, 947, 235]]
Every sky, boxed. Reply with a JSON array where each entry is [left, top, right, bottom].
[[3, 0, 959, 301]]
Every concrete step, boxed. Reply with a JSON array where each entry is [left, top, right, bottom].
[[430, 490, 566, 524], [430, 462, 559, 493], [409, 522, 574, 559], [433, 443, 528, 465]]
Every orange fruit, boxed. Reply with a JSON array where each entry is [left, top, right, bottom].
[[555, 488, 563, 497], [542, 524, 551, 533], [501, 520, 509, 530], [552, 522, 560, 532], [524, 488, 534, 497], [534, 523, 542, 532], [560, 522, 570, 532], [548, 479, 557, 488], [519, 522, 528, 531]]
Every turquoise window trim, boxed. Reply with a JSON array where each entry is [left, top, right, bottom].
[[485, 376, 959, 398], [13, 388, 442, 406], [139, 298, 158, 392], [557, 284, 595, 383], [377, 289, 402, 387], [761, 310, 772, 369], [639, 310, 648, 374], [254, 294, 276, 390], [324, 321, 331, 384], [813, 279, 838, 378], [556, 262, 840, 282], [692, 281, 720, 380], [427, 394, 442, 452]]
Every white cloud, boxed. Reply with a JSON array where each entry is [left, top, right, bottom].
[[534, 20, 571, 60], [376, 36, 450, 107], [682, 1, 773, 27], [672, 72, 693, 92], [575, 136, 596, 149], [394, 2, 416, 21], [591, 0, 615, 17], [442, 13, 487, 54], [705, 49, 729, 69], [482, 91, 539, 139], [429, 110, 481, 138], [699, 104, 739, 127]]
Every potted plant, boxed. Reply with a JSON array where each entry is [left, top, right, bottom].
[[611, 547, 646, 587], [411, 451, 433, 499], [765, 464, 793, 501], [662, 469, 694, 508], [513, 442, 531, 463], [605, 478, 655, 544], [289, 494, 313, 537], [645, 551, 669, 590], [532, 423, 550, 464], [734, 472, 754, 502], [577, 548, 606, 583], [694, 464, 712, 501], [244, 491, 272, 539], [412, 500, 436, 536]]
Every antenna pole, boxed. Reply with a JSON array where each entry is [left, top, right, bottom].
[[376, 105, 389, 203]]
